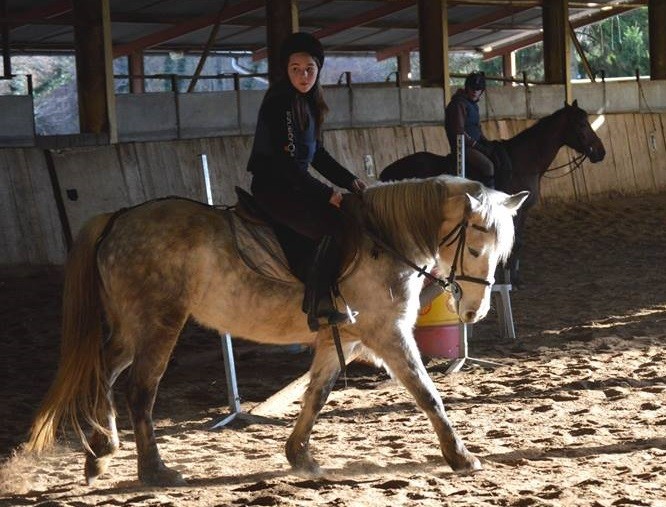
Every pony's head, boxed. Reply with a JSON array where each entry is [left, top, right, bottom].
[[437, 179, 529, 323], [562, 100, 606, 163]]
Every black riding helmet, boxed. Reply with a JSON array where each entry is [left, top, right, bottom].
[[465, 71, 486, 91], [280, 32, 325, 69]]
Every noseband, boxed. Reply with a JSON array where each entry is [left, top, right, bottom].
[[438, 220, 492, 301]]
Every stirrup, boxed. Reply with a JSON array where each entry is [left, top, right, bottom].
[[307, 302, 358, 332]]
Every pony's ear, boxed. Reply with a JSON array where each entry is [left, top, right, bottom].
[[465, 193, 483, 213], [572, 98, 578, 107], [502, 191, 530, 213]]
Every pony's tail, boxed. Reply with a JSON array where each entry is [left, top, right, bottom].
[[26, 212, 114, 454]]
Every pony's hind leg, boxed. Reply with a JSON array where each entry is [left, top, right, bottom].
[[125, 311, 188, 486], [84, 333, 133, 485], [367, 333, 481, 473], [286, 336, 357, 475]]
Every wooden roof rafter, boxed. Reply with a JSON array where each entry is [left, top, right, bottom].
[[252, 0, 416, 61], [376, 4, 533, 61], [112, 0, 264, 59], [481, 3, 645, 59]]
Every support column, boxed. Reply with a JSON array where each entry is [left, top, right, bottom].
[[1, 0, 10, 78], [542, 0, 571, 101], [397, 51, 411, 84], [72, 0, 117, 142], [128, 51, 145, 93], [502, 52, 515, 86], [417, 0, 449, 102], [649, 0, 666, 80], [265, 0, 298, 84]]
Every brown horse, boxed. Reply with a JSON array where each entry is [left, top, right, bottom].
[[26, 175, 528, 486], [380, 100, 606, 284]]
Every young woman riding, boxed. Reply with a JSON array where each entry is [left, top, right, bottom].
[[246, 32, 366, 331]]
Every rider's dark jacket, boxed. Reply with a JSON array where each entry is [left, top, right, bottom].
[[444, 89, 485, 151], [247, 80, 357, 205]]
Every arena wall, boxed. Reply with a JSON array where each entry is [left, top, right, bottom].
[[2, 81, 666, 265]]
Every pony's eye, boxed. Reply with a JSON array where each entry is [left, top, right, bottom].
[[468, 247, 480, 258]]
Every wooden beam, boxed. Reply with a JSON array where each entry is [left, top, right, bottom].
[[569, 20, 594, 81], [112, 0, 264, 58], [502, 51, 515, 85], [72, 0, 116, 141], [542, 0, 569, 88], [377, 5, 531, 61], [128, 51, 144, 94], [265, 0, 298, 84], [418, 0, 449, 101], [253, 0, 414, 61], [482, 5, 642, 60], [649, 0, 666, 80], [1, 0, 10, 78]]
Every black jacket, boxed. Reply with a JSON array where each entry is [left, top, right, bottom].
[[247, 81, 357, 203]]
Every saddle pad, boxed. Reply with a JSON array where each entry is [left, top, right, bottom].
[[227, 211, 300, 285]]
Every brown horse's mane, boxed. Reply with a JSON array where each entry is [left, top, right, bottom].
[[507, 104, 572, 147]]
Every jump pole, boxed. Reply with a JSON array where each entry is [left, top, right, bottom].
[[199, 153, 284, 429], [445, 136, 502, 374]]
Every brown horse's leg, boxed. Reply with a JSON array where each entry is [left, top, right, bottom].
[[367, 334, 481, 473], [286, 336, 356, 474], [84, 334, 133, 485], [125, 312, 188, 486]]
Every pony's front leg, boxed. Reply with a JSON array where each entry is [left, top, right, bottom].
[[366, 332, 481, 473], [286, 335, 356, 475]]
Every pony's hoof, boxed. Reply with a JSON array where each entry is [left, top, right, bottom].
[[451, 455, 483, 475], [85, 455, 112, 485], [291, 459, 322, 477], [139, 465, 187, 487]]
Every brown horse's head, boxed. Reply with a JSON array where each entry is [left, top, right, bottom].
[[562, 100, 606, 162]]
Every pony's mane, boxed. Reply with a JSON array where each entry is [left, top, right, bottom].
[[363, 175, 516, 264], [363, 175, 494, 260]]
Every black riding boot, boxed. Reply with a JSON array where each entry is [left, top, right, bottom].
[[303, 236, 357, 332]]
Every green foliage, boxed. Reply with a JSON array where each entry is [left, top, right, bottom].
[[575, 8, 649, 78]]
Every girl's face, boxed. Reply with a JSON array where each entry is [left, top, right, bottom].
[[287, 52, 319, 94]]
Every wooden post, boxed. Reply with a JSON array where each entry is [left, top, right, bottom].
[[397, 51, 411, 85], [542, 0, 571, 102], [128, 51, 145, 94], [649, 0, 666, 80], [1, 0, 10, 78], [502, 52, 515, 86], [417, 0, 450, 103], [265, 0, 299, 85], [72, 0, 117, 142]]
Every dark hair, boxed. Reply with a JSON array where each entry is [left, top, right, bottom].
[[464, 71, 486, 91]]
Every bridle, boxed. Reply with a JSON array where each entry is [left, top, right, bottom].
[[368, 217, 493, 302], [544, 113, 595, 178], [437, 220, 492, 301]]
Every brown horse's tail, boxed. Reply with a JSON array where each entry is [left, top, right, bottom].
[[26, 212, 115, 454]]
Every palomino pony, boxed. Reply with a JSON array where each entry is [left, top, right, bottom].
[[27, 175, 528, 486], [380, 100, 606, 284]]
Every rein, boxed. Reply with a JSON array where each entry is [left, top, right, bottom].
[[543, 153, 588, 178]]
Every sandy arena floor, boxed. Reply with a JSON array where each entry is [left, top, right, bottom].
[[1, 192, 665, 506]]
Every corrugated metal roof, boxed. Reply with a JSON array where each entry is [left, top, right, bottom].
[[3, 0, 647, 60]]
